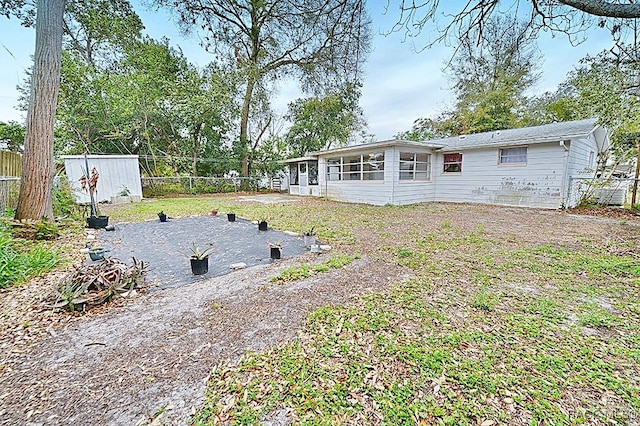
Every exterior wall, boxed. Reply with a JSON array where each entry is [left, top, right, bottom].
[[315, 146, 436, 205], [433, 142, 566, 209], [318, 147, 394, 205], [63, 155, 143, 203], [388, 146, 436, 205], [564, 136, 599, 208]]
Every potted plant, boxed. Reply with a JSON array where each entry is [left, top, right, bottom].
[[227, 212, 236, 222], [189, 243, 215, 275], [303, 226, 317, 247], [88, 247, 108, 261], [268, 241, 282, 260], [258, 215, 268, 231], [81, 154, 109, 229], [158, 211, 167, 222]]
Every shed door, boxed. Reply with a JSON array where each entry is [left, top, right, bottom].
[[299, 162, 309, 194]]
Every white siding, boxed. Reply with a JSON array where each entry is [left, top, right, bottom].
[[63, 155, 143, 203], [564, 136, 599, 207], [389, 146, 435, 205], [317, 148, 394, 205], [433, 143, 566, 209]]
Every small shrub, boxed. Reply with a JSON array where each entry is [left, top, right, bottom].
[[0, 231, 60, 288], [53, 176, 77, 217]]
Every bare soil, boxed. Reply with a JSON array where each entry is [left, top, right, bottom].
[[1, 201, 639, 425], [0, 252, 412, 425]]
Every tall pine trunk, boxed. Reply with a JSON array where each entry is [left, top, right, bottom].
[[15, 0, 66, 222]]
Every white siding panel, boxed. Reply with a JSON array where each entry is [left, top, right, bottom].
[[565, 137, 599, 207], [63, 155, 142, 203], [389, 146, 435, 205], [433, 143, 566, 209], [325, 182, 394, 205]]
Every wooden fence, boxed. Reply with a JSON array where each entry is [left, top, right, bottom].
[[0, 151, 22, 177], [0, 177, 20, 214]]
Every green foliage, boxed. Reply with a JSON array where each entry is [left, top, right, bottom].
[[0, 229, 60, 288], [190, 243, 215, 260], [270, 253, 355, 284], [53, 176, 77, 217], [0, 121, 25, 152], [285, 83, 364, 156], [398, 15, 540, 138]]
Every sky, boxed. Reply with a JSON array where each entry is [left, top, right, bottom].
[[0, 2, 614, 141]]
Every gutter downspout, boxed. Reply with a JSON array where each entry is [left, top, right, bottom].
[[559, 140, 570, 208]]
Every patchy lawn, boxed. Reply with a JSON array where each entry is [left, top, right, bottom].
[[186, 198, 640, 425], [1, 196, 639, 425]]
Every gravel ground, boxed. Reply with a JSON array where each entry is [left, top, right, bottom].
[[95, 214, 306, 290]]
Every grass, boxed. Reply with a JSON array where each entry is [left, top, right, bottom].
[[270, 253, 357, 284], [0, 227, 62, 288], [97, 196, 640, 424]]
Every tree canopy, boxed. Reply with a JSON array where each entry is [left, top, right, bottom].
[[153, 0, 371, 177], [390, 0, 640, 47]]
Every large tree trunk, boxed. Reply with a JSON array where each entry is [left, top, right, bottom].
[[239, 76, 256, 179], [15, 0, 66, 222]]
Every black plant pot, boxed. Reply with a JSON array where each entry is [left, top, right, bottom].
[[190, 257, 209, 275], [270, 247, 281, 260], [159, 214, 167, 222], [87, 215, 109, 229], [227, 213, 236, 222], [258, 221, 268, 231], [88, 248, 106, 261]]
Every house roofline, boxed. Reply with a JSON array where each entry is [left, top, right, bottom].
[[307, 139, 443, 157], [436, 133, 595, 152]]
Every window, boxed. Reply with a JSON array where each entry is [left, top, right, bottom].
[[400, 152, 431, 181], [289, 164, 298, 185], [363, 152, 384, 180], [588, 151, 595, 168], [499, 147, 527, 165], [308, 161, 318, 185], [443, 153, 462, 173], [326, 152, 385, 181]]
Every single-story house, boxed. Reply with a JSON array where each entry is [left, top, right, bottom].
[[284, 119, 610, 209]]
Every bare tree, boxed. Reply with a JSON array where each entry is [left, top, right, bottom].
[[154, 0, 371, 178], [388, 0, 640, 48], [14, 0, 66, 222]]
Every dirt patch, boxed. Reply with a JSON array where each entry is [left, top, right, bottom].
[[2, 200, 640, 425], [0, 253, 412, 425]]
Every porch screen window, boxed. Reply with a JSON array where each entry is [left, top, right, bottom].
[[308, 161, 318, 185], [443, 153, 462, 173], [400, 152, 431, 181], [326, 152, 384, 181], [363, 152, 384, 180], [327, 159, 342, 181], [499, 147, 527, 164], [289, 164, 298, 185]]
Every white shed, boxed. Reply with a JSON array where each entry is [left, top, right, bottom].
[[62, 155, 143, 203]]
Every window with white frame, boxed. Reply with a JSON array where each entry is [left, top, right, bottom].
[[443, 153, 462, 173], [308, 161, 318, 184], [289, 164, 298, 185], [325, 152, 385, 181], [499, 147, 527, 165], [400, 152, 431, 181]]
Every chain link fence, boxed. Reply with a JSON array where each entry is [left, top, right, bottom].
[[141, 176, 280, 197], [568, 177, 638, 207]]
